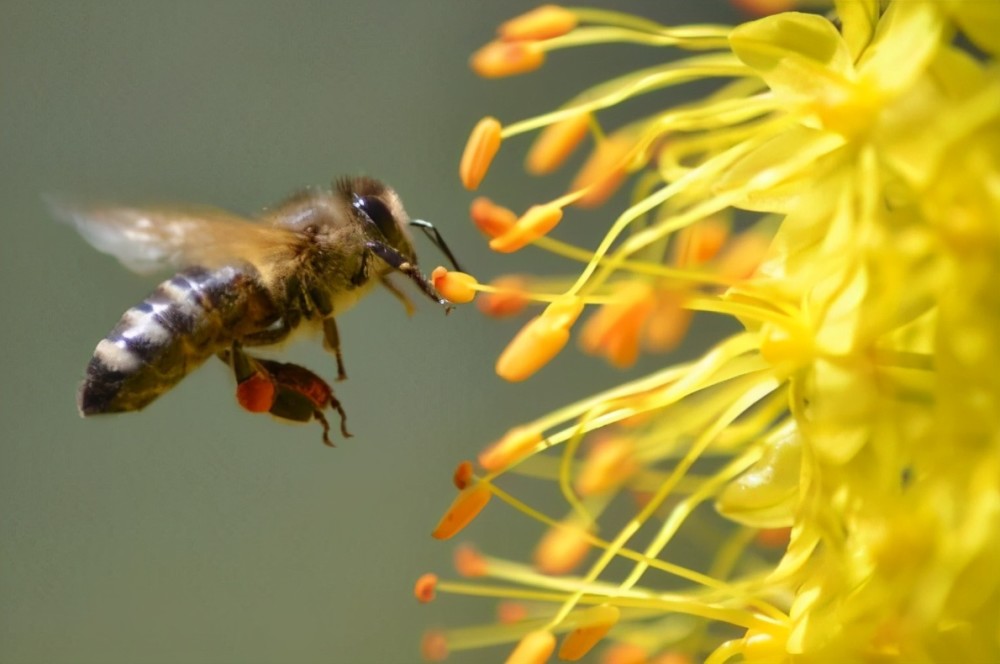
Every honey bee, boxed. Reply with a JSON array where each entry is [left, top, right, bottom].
[[54, 176, 460, 446]]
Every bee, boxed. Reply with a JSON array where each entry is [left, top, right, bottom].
[[54, 176, 461, 446]]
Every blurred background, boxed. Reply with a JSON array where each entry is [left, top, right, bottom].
[[0, 1, 742, 662]]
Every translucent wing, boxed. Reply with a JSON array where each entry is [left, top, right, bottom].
[[50, 198, 300, 275]]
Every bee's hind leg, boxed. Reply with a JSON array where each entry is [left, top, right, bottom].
[[321, 317, 348, 381], [219, 344, 351, 445]]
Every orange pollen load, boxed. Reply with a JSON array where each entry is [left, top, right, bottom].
[[507, 630, 557, 664], [478, 426, 544, 471], [477, 275, 531, 318], [489, 204, 564, 253], [414, 573, 438, 603], [453, 543, 489, 578], [432, 484, 493, 540], [235, 373, 276, 413], [470, 40, 546, 79], [431, 266, 478, 304], [496, 297, 584, 381], [452, 460, 475, 490], [526, 112, 591, 175], [460, 117, 503, 190], [470, 197, 517, 238], [499, 5, 578, 41], [533, 524, 592, 574], [558, 604, 621, 661]]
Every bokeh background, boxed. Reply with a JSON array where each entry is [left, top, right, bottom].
[[0, 2, 741, 662]]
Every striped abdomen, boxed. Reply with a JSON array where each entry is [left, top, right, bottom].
[[79, 265, 278, 416]]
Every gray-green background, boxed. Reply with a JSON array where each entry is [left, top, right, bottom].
[[1, 2, 738, 662]]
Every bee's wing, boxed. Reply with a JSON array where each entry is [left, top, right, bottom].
[[50, 199, 299, 275]]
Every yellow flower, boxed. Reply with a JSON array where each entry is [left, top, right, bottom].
[[421, 3, 1000, 662]]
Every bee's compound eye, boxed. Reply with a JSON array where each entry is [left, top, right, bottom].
[[354, 195, 396, 237]]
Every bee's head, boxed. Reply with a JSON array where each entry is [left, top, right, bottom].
[[338, 176, 418, 263]]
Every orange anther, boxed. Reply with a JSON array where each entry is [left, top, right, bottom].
[[730, 0, 797, 17], [526, 112, 591, 175], [534, 524, 591, 574], [570, 134, 635, 208], [499, 5, 578, 41], [454, 543, 489, 578], [489, 204, 564, 253], [558, 604, 621, 661], [460, 117, 503, 190], [452, 460, 475, 490], [498, 600, 529, 624], [576, 437, 638, 495], [471, 197, 517, 238], [673, 217, 730, 267], [414, 573, 438, 603], [496, 298, 584, 381], [470, 40, 546, 79], [601, 643, 649, 664], [479, 426, 544, 471], [421, 630, 449, 662], [755, 527, 792, 549], [478, 275, 530, 318], [432, 484, 493, 540], [431, 267, 478, 304], [579, 281, 656, 368], [643, 291, 691, 353], [715, 230, 771, 281], [507, 630, 556, 664], [235, 373, 275, 413]]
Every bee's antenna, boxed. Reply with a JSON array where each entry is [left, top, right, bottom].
[[410, 219, 463, 272]]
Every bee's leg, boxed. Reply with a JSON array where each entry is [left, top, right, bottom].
[[366, 241, 453, 313], [222, 343, 279, 415], [254, 357, 351, 444], [379, 276, 416, 317], [321, 317, 348, 381]]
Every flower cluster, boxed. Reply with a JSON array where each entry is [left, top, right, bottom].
[[421, 3, 1000, 662]]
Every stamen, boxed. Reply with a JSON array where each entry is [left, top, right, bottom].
[[433, 484, 493, 540], [470, 41, 546, 79], [471, 197, 517, 237], [506, 630, 556, 664], [490, 204, 564, 253], [526, 112, 592, 175], [453, 460, 475, 490], [454, 543, 489, 578], [414, 573, 438, 603], [533, 523, 592, 574], [421, 631, 449, 661], [498, 601, 530, 624], [431, 267, 478, 304], [602, 643, 649, 664], [499, 5, 578, 42], [575, 436, 638, 495], [477, 275, 531, 318], [557, 604, 620, 661], [496, 297, 585, 381], [570, 132, 637, 207], [460, 117, 503, 190], [479, 426, 544, 471]]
